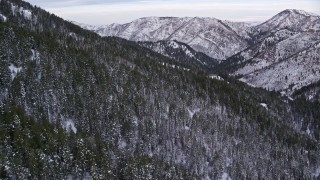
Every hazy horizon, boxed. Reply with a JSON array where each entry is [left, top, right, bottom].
[[26, 0, 320, 25]]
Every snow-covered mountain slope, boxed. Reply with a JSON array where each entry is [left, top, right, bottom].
[[216, 10, 320, 95], [231, 31, 320, 75], [239, 40, 320, 94], [139, 40, 218, 70], [253, 9, 320, 41], [80, 17, 252, 60], [225, 30, 320, 95]]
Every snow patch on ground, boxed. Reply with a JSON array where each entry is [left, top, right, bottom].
[[308, 94, 315, 100], [169, 41, 179, 49], [21, 8, 32, 20], [63, 119, 77, 133], [132, 116, 138, 126], [11, 3, 17, 15], [225, 158, 232, 167], [209, 75, 224, 81], [119, 139, 127, 149], [260, 103, 268, 110], [187, 108, 200, 119], [8, 64, 22, 80], [0, 14, 7, 22], [11, 3, 32, 20], [182, 46, 195, 58], [306, 126, 311, 135], [31, 49, 40, 61], [313, 167, 320, 178], [221, 172, 232, 180], [68, 32, 78, 40], [240, 50, 252, 60]]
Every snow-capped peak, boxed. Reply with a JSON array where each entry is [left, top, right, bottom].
[[78, 9, 319, 61], [283, 9, 319, 17], [254, 9, 319, 39]]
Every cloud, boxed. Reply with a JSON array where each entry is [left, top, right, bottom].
[[27, 0, 320, 24], [29, 0, 173, 8]]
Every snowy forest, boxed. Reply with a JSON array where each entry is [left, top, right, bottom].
[[0, 0, 319, 179]]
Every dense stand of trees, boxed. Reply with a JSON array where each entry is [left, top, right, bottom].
[[0, 0, 319, 179]]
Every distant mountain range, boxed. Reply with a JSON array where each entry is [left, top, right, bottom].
[[76, 17, 253, 60], [80, 9, 320, 97]]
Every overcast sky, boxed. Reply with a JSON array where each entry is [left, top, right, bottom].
[[26, 0, 320, 25]]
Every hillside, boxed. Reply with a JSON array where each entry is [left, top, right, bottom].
[[0, 0, 319, 179], [219, 10, 320, 95], [139, 40, 219, 71], [81, 10, 320, 97], [79, 17, 252, 60]]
